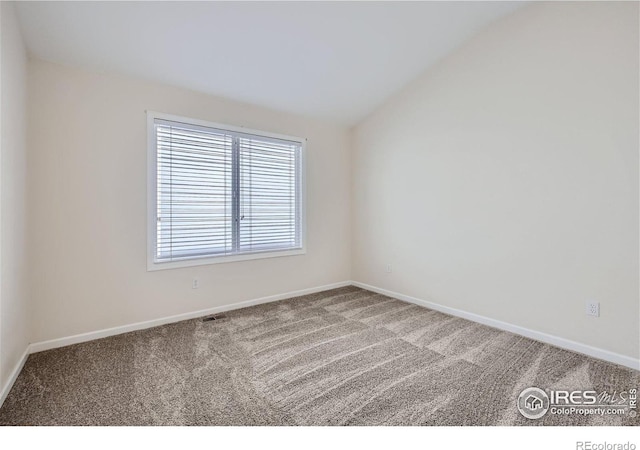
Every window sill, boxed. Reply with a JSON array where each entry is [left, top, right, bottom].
[[147, 248, 306, 271]]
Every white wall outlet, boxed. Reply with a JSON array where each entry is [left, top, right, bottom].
[[385, 264, 392, 273], [192, 278, 199, 289], [586, 301, 600, 317]]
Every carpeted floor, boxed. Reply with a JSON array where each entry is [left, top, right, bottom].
[[0, 286, 638, 426]]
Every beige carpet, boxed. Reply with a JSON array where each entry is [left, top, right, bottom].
[[1, 286, 638, 426]]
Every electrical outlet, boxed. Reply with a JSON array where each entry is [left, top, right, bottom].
[[586, 301, 599, 317], [192, 278, 199, 289], [385, 264, 392, 273]]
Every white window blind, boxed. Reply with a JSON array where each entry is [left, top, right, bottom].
[[151, 115, 303, 267]]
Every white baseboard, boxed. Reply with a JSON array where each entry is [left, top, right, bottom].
[[5, 278, 636, 409], [30, 281, 351, 354], [0, 347, 30, 409], [351, 281, 640, 371]]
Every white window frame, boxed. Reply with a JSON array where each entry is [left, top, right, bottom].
[[147, 111, 306, 271]]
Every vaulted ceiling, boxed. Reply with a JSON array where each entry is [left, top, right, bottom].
[[15, 1, 524, 125]]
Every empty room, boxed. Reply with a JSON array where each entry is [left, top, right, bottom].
[[0, 0, 638, 445]]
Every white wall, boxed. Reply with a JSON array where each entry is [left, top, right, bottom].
[[352, 2, 639, 359], [0, 2, 30, 389], [28, 59, 351, 343]]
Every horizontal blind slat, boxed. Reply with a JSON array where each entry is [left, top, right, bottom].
[[156, 120, 233, 261], [154, 118, 301, 262], [238, 136, 300, 253]]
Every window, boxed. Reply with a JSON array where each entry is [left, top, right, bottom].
[[147, 112, 305, 270]]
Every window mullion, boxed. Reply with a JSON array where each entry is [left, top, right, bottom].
[[231, 136, 240, 254]]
